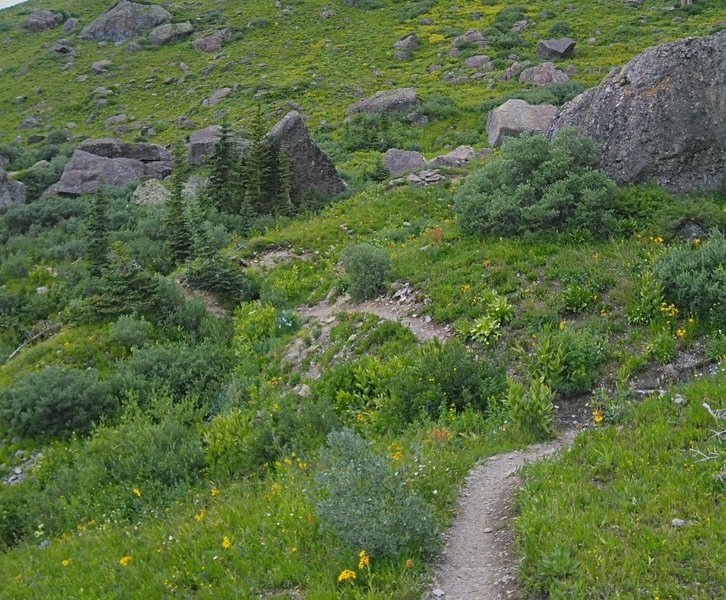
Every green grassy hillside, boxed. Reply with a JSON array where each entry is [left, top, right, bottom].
[[0, 1, 725, 598]]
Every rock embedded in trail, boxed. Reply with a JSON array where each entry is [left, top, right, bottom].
[[347, 87, 420, 116], [537, 38, 576, 58], [549, 31, 726, 194], [487, 99, 558, 146], [80, 1, 171, 43]]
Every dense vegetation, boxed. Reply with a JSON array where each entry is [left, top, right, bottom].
[[0, 1, 725, 598]]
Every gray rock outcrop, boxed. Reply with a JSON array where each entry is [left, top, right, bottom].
[[537, 38, 576, 58], [0, 166, 26, 213], [266, 111, 346, 199], [148, 21, 193, 45], [347, 88, 420, 117], [384, 149, 428, 174], [130, 179, 170, 205], [549, 32, 726, 194], [450, 29, 487, 56], [431, 145, 476, 167], [55, 138, 171, 196], [25, 9, 64, 31], [463, 55, 493, 69], [486, 99, 558, 146], [80, 1, 171, 42], [202, 87, 232, 107], [187, 125, 222, 166], [193, 29, 232, 53], [519, 62, 570, 86]]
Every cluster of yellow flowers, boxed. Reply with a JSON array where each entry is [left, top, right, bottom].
[[592, 408, 605, 425], [337, 550, 371, 584], [659, 302, 678, 318], [119, 555, 132, 567]]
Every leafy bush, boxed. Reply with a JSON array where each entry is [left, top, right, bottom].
[[113, 341, 233, 405], [654, 233, 726, 327], [314, 429, 439, 557], [454, 128, 618, 238], [0, 367, 116, 438], [340, 113, 412, 153], [340, 243, 392, 301], [108, 314, 152, 348], [548, 21, 572, 36], [506, 378, 554, 441]]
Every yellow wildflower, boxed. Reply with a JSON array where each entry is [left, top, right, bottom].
[[358, 550, 370, 570], [132, 487, 142, 497], [593, 408, 605, 425], [337, 569, 356, 583], [211, 487, 221, 497], [405, 558, 414, 569], [271, 482, 282, 495], [194, 508, 206, 522], [559, 320, 567, 330], [119, 555, 132, 567], [62, 559, 71, 567], [222, 536, 232, 549], [675, 328, 686, 337]]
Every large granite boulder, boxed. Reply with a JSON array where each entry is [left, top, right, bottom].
[[267, 111, 346, 199], [0, 166, 26, 213], [519, 62, 570, 86], [80, 1, 171, 42], [55, 138, 171, 196], [25, 9, 64, 31], [384, 149, 428, 174], [347, 88, 420, 117], [148, 21, 193, 45], [549, 32, 726, 194], [487, 99, 558, 146]]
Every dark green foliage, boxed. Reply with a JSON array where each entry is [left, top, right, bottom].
[[0, 367, 116, 438], [88, 243, 159, 319], [165, 145, 193, 263], [0, 196, 86, 239], [415, 93, 460, 121], [454, 128, 618, 237], [396, 0, 436, 21], [654, 233, 726, 327], [341, 112, 409, 153], [314, 429, 439, 558], [548, 21, 572, 37], [340, 243, 392, 301], [108, 314, 152, 349], [206, 119, 244, 214], [85, 187, 109, 277], [243, 106, 274, 214], [391, 339, 505, 421], [113, 341, 233, 405], [184, 255, 258, 307]]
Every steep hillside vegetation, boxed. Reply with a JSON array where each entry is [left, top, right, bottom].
[[0, 1, 725, 599]]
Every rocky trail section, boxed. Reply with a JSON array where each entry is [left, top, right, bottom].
[[427, 429, 577, 600]]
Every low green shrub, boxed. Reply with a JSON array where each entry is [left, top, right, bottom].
[[0, 367, 116, 438], [314, 429, 439, 558], [506, 378, 554, 441], [454, 128, 618, 238], [654, 233, 726, 328], [184, 255, 258, 308], [340, 243, 392, 302], [108, 314, 152, 349]]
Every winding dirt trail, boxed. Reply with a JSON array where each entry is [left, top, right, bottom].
[[427, 429, 577, 600]]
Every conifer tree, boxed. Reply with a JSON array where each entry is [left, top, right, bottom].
[[186, 195, 216, 260], [206, 118, 243, 213], [165, 144, 194, 264], [85, 185, 110, 277], [243, 105, 273, 215], [275, 147, 294, 215]]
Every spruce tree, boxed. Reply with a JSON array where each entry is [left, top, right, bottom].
[[165, 144, 194, 264], [275, 147, 294, 215], [206, 118, 243, 213], [186, 195, 216, 260], [243, 105, 273, 215], [85, 185, 110, 277]]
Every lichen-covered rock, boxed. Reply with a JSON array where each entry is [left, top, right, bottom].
[[347, 88, 420, 116], [0, 166, 26, 213], [130, 179, 170, 205], [25, 9, 64, 32], [431, 145, 476, 167], [80, 1, 171, 42], [549, 32, 726, 193], [267, 111, 346, 199], [384, 149, 428, 174], [77, 138, 171, 162], [486, 99, 557, 147], [148, 21, 193, 45], [519, 62, 570, 86]]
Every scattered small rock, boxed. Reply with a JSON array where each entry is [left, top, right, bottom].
[[537, 38, 577, 58]]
